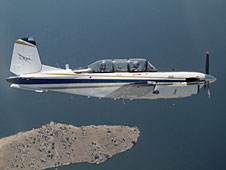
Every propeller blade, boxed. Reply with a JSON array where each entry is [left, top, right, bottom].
[[206, 51, 209, 74], [208, 83, 210, 99]]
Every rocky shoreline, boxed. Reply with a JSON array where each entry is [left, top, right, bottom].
[[0, 122, 140, 170]]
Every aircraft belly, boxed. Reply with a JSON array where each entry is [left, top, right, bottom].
[[34, 83, 125, 98], [57, 87, 120, 97]]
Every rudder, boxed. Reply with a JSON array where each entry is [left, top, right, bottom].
[[10, 37, 42, 75]]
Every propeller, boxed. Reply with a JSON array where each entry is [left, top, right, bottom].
[[204, 51, 210, 99], [205, 51, 209, 75]]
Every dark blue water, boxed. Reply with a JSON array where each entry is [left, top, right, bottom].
[[0, 0, 226, 170]]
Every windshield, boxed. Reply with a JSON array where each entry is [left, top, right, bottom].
[[147, 61, 157, 72]]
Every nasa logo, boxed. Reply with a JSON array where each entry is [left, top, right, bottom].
[[18, 53, 32, 64]]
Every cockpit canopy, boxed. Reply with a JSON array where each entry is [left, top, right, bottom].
[[73, 59, 157, 73]]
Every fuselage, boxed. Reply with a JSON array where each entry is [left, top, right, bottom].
[[6, 69, 216, 99]]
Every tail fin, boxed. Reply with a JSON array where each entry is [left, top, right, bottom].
[[10, 37, 42, 75]]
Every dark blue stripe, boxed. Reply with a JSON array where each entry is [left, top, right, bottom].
[[6, 77, 187, 84], [21, 37, 36, 46]]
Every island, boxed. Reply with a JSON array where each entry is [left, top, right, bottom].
[[0, 122, 140, 170]]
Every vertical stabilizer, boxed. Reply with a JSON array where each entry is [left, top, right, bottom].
[[10, 37, 42, 75]]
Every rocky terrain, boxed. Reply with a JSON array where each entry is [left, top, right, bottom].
[[0, 122, 140, 170]]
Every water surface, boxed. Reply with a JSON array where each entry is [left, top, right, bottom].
[[0, 0, 226, 170]]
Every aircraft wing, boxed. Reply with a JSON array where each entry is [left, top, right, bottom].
[[106, 81, 156, 99]]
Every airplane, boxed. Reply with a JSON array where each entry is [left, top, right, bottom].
[[6, 37, 216, 100]]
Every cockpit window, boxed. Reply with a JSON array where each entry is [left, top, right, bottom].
[[88, 60, 113, 73], [129, 59, 146, 72], [113, 59, 128, 72], [85, 58, 157, 73]]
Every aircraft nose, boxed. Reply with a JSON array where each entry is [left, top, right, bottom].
[[205, 74, 216, 84]]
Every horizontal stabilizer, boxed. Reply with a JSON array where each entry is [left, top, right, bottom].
[[10, 84, 45, 93]]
